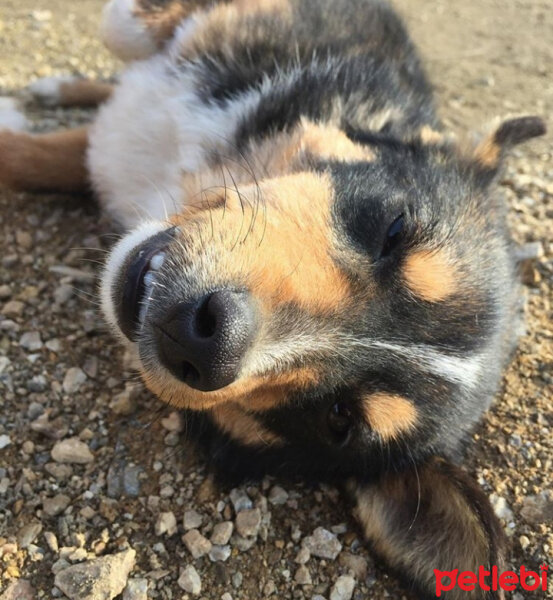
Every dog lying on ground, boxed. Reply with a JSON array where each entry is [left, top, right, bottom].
[[0, 0, 546, 597]]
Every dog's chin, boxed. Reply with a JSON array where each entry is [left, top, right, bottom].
[[100, 221, 174, 345]]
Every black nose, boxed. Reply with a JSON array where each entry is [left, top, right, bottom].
[[155, 290, 256, 392]]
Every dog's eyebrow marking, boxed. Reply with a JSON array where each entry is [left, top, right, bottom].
[[402, 249, 458, 302], [361, 392, 418, 441]]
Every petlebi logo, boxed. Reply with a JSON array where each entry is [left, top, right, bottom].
[[434, 564, 549, 597]]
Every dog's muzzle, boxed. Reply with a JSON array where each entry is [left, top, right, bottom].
[[108, 226, 257, 392]]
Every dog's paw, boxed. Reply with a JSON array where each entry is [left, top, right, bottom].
[[27, 76, 77, 107], [0, 97, 29, 132]]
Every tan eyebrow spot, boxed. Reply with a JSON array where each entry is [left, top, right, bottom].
[[362, 392, 418, 441], [211, 403, 284, 446], [419, 125, 444, 145], [402, 249, 457, 302], [300, 120, 375, 162]]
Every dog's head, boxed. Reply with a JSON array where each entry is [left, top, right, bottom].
[[101, 116, 544, 467]]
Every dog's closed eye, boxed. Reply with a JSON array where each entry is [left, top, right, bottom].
[[380, 213, 405, 258]]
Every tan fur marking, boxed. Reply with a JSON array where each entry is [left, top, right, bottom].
[[58, 80, 113, 107], [300, 121, 375, 162], [137, 1, 190, 46], [142, 365, 318, 411], [211, 403, 284, 446], [403, 249, 457, 302], [173, 172, 352, 314], [362, 392, 418, 441], [179, 121, 373, 203], [419, 125, 444, 145], [474, 136, 501, 168], [0, 127, 89, 193]]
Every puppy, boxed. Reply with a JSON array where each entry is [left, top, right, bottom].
[[0, 0, 545, 597]]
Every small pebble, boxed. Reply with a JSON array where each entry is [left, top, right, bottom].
[[178, 565, 202, 595], [330, 575, 356, 600]]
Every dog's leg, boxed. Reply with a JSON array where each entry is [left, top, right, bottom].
[[28, 77, 113, 108], [350, 457, 506, 600], [101, 0, 213, 61], [0, 127, 89, 193]]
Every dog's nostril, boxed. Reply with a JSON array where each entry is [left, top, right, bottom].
[[181, 362, 200, 386], [194, 294, 218, 338]]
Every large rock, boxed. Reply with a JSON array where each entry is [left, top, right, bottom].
[[302, 527, 342, 560], [54, 549, 136, 600], [51, 438, 93, 464], [0, 579, 35, 600]]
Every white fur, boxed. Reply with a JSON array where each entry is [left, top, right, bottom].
[[101, 0, 157, 61], [88, 53, 270, 229], [27, 76, 76, 106], [368, 341, 484, 389], [100, 220, 169, 341], [0, 98, 29, 131]]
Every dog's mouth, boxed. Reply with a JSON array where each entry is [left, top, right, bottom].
[[116, 227, 176, 341]]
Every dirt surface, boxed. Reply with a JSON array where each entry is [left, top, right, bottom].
[[0, 1, 551, 599]]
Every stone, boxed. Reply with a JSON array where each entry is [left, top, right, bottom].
[[16, 230, 33, 249], [268, 485, 289, 505], [338, 553, 368, 580], [62, 367, 87, 394], [208, 545, 231, 562], [302, 527, 342, 560], [0, 284, 11, 300], [19, 331, 43, 351], [183, 510, 203, 531], [519, 535, 531, 550], [17, 522, 43, 548], [0, 357, 11, 374], [31, 413, 68, 440], [44, 531, 59, 552], [177, 565, 201, 595], [182, 529, 212, 559], [2, 300, 24, 317], [0, 579, 35, 600], [54, 549, 136, 600], [210, 521, 234, 545], [330, 575, 356, 600], [0, 434, 11, 450], [160, 411, 184, 432], [51, 438, 93, 464], [43, 494, 71, 517], [229, 488, 252, 512], [110, 384, 140, 415], [294, 547, 310, 565], [489, 494, 513, 521], [235, 508, 262, 538], [520, 491, 553, 525], [294, 565, 312, 585], [122, 579, 148, 600], [155, 512, 177, 537]]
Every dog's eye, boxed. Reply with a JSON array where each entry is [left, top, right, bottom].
[[381, 214, 405, 258], [328, 402, 352, 439]]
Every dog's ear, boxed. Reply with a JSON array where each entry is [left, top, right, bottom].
[[473, 116, 545, 172], [350, 457, 507, 600]]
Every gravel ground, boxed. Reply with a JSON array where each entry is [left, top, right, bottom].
[[0, 1, 552, 599]]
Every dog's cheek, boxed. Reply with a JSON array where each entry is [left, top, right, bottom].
[[350, 457, 506, 600]]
